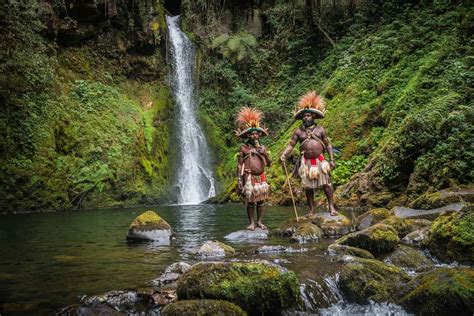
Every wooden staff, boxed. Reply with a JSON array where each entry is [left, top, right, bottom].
[[282, 160, 299, 222]]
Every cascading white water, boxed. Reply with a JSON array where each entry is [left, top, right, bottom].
[[166, 15, 216, 205]]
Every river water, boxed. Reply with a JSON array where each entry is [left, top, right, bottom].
[[0, 205, 410, 315]]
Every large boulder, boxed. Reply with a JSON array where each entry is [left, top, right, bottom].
[[384, 245, 433, 273], [399, 268, 474, 315], [391, 202, 466, 221], [197, 240, 235, 258], [338, 256, 411, 303], [126, 210, 171, 243], [161, 300, 246, 316], [290, 222, 323, 243], [355, 208, 391, 230], [423, 205, 474, 264], [327, 243, 374, 259], [335, 224, 399, 254], [311, 212, 353, 238], [408, 186, 474, 209], [176, 261, 301, 315]]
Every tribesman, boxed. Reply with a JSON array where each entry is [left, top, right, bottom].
[[280, 91, 338, 216], [236, 107, 271, 230]]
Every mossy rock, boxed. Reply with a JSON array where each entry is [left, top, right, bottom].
[[409, 186, 474, 209], [336, 224, 400, 254], [384, 245, 433, 272], [399, 268, 474, 315], [176, 261, 301, 315], [339, 256, 411, 304], [379, 216, 412, 238], [291, 222, 323, 243], [311, 212, 353, 238], [355, 208, 391, 230], [327, 243, 374, 259], [161, 300, 247, 316], [275, 216, 315, 236], [197, 240, 236, 258], [423, 205, 474, 264], [127, 210, 171, 242]]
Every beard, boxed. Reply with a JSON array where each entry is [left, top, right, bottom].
[[303, 119, 315, 127]]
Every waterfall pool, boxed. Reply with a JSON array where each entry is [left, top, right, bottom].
[[0, 204, 410, 315]]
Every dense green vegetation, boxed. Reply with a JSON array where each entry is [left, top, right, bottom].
[[1, 0, 472, 211], [0, 0, 172, 211], [183, 0, 473, 205]]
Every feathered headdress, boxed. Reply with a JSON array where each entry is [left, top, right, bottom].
[[294, 91, 326, 119], [235, 107, 268, 138]]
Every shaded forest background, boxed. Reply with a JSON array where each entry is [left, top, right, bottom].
[[0, 0, 472, 212]]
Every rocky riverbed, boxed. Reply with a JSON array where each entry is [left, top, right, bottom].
[[55, 192, 474, 316]]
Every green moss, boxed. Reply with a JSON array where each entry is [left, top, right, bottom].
[[339, 257, 411, 303], [399, 268, 474, 314], [424, 205, 474, 264], [177, 262, 301, 315], [129, 210, 171, 231], [336, 224, 399, 254], [162, 300, 247, 316]]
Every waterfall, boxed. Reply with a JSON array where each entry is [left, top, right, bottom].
[[166, 15, 216, 205]]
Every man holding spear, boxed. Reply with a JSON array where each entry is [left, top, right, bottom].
[[280, 91, 338, 216]]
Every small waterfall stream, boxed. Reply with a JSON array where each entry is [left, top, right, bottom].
[[166, 15, 216, 205]]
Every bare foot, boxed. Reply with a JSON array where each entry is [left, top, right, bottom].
[[246, 223, 256, 230], [304, 210, 316, 218], [257, 222, 267, 230], [329, 206, 338, 216]]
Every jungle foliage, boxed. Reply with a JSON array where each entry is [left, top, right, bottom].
[[183, 0, 473, 204]]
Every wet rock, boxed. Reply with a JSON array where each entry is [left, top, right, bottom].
[[161, 299, 246, 316], [408, 186, 474, 209], [355, 208, 391, 230], [312, 212, 353, 238], [197, 240, 235, 258], [335, 224, 400, 254], [391, 202, 466, 220], [165, 262, 192, 274], [327, 243, 374, 259], [384, 245, 433, 273], [338, 256, 411, 304], [126, 210, 172, 243], [291, 223, 323, 243], [256, 245, 308, 254], [151, 262, 191, 288], [423, 205, 474, 264], [401, 227, 430, 246], [300, 276, 344, 309], [176, 261, 301, 315], [378, 216, 413, 238], [275, 217, 316, 236], [79, 290, 158, 314], [56, 303, 122, 316], [399, 268, 474, 314], [224, 228, 268, 241]]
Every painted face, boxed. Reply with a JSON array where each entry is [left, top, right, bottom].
[[303, 112, 316, 126], [248, 130, 260, 142]]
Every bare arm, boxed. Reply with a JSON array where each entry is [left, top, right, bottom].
[[321, 127, 335, 169], [280, 131, 299, 161], [258, 145, 272, 167]]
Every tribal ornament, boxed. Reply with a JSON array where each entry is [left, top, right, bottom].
[[294, 91, 326, 119], [235, 107, 269, 138]]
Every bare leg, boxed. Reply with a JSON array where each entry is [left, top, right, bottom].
[[256, 202, 267, 230], [246, 203, 256, 230], [305, 188, 315, 216], [323, 184, 338, 216]]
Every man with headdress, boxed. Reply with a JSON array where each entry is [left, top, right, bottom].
[[236, 107, 271, 230], [280, 91, 338, 216]]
